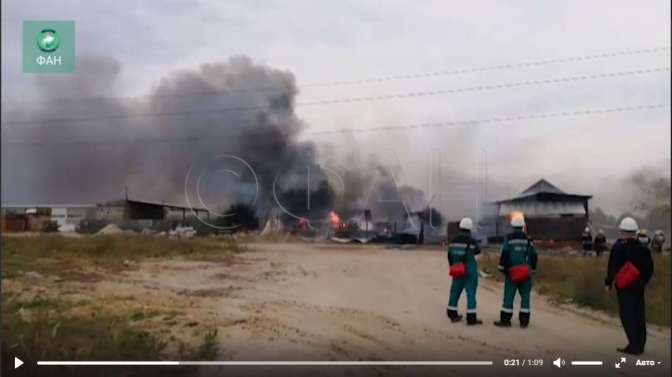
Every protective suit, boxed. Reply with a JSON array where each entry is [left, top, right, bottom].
[[637, 229, 651, 246], [650, 231, 665, 253], [581, 228, 593, 255], [594, 231, 607, 257], [495, 228, 538, 328], [446, 228, 482, 325], [605, 223, 654, 355]]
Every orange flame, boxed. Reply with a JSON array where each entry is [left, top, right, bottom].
[[509, 211, 525, 222], [329, 211, 341, 228]]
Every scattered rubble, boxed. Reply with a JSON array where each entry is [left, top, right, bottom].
[[96, 224, 123, 235], [25, 271, 45, 280], [479, 270, 493, 279], [260, 216, 283, 236], [330, 237, 352, 244], [58, 224, 78, 233], [123, 259, 137, 267], [169, 225, 196, 239]]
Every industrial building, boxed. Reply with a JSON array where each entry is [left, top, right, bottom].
[[1, 204, 96, 232], [96, 198, 210, 221], [482, 179, 592, 241], [1, 198, 210, 232]]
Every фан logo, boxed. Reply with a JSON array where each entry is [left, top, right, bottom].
[[23, 21, 75, 73], [36, 28, 60, 52]]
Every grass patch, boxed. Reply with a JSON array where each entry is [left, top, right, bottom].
[[129, 309, 163, 322], [480, 249, 670, 326], [1, 234, 240, 279], [1, 234, 234, 375], [1, 295, 220, 376]]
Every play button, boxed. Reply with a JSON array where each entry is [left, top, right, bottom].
[[15, 357, 24, 369]]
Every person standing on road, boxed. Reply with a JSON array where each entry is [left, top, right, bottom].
[[581, 227, 593, 256], [637, 229, 651, 247], [605, 217, 654, 355], [494, 215, 538, 328], [594, 229, 608, 257], [650, 230, 666, 253], [446, 217, 483, 325]]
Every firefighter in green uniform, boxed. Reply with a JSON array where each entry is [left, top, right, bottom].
[[494, 215, 538, 328], [446, 217, 483, 325]]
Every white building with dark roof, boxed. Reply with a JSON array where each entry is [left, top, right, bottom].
[[484, 179, 592, 241]]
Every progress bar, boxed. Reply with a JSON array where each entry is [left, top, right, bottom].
[[37, 361, 494, 366], [571, 361, 603, 366]]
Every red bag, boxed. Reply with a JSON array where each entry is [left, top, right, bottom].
[[449, 263, 466, 278], [615, 262, 640, 290], [509, 264, 530, 283]]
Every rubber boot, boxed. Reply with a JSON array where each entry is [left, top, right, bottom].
[[494, 311, 512, 327], [519, 312, 530, 328], [467, 313, 483, 326], [446, 309, 463, 323]]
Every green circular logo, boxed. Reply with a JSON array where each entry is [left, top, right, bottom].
[[36, 29, 60, 53]]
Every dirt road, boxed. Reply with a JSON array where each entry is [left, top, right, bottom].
[[122, 242, 669, 377]]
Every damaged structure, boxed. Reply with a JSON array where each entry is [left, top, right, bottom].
[[95, 198, 209, 222], [1, 197, 210, 232], [482, 179, 592, 241], [1, 204, 96, 232]]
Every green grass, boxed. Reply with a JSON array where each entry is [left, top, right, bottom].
[[480, 250, 670, 326]]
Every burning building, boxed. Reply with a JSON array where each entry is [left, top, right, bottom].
[[485, 179, 592, 241], [3, 56, 442, 237]]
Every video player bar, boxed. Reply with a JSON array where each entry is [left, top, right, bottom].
[[36, 361, 494, 366]]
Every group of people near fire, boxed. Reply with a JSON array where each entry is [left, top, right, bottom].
[[582, 226, 666, 256], [446, 214, 655, 355]]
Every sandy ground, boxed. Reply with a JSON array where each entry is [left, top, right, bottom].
[[120, 242, 669, 377], [10, 241, 669, 377]]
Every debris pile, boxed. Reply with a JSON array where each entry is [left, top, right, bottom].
[[96, 224, 123, 235], [259, 216, 284, 236], [58, 224, 78, 233], [169, 225, 196, 239]]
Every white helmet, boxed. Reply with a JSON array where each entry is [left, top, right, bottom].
[[459, 217, 473, 231], [584, 227, 590, 233], [619, 217, 638, 232], [511, 215, 525, 228]]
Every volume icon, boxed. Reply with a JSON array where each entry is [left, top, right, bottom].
[[554, 357, 566, 368]]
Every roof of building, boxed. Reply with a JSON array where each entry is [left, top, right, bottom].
[[1, 204, 97, 208], [98, 198, 208, 212], [521, 179, 565, 195], [494, 178, 592, 203]]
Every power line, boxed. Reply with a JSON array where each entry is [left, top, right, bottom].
[[1, 46, 668, 106], [298, 67, 669, 107], [301, 47, 670, 88], [2, 103, 668, 146], [305, 104, 669, 136], [2, 66, 668, 126]]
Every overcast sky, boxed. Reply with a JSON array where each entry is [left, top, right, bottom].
[[1, 0, 670, 215]]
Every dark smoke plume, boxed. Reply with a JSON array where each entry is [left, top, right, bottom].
[[3, 56, 320, 208], [2, 55, 434, 223]]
